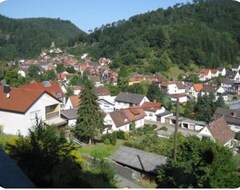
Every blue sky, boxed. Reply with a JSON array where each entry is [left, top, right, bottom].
[[0, 0, 190, 32]]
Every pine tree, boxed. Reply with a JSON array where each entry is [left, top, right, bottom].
[[74, 79, 104, 144]]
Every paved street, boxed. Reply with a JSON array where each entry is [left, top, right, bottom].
[[145, 120, 198, 137]]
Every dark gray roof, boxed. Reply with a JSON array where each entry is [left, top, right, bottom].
[[61, 108, 78, 119], [110, 146, 168, 173], [0, 147, 35, 188], [115, 92, 145, 105], [226, 70, 238, 79], [212, 107, 240, 126], [156, 111, 173, 117]]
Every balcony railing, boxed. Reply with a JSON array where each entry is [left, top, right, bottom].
[[46, 111, 59, 120]]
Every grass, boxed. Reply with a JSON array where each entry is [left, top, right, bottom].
[[0, 133, 18, 147], [78, 139, 126, 158], [139, 178, 157, 188], [164, 66, 185, 81]]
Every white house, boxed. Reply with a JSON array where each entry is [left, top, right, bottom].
[[160, 82, 185, 95], [141, 102, 165, 121], [60, 108, 78, 127], [197, 117, 235, 148], [198, 69, 212, 81], [217, 67, 226, 76], [64, 95, 79, 110], [171, 94, 188, 104], [232, 64, 240, 72], [115, 92, 149, 110], [0, 86, 66, 136], [215, 86, 228, 101], [98, 97, 115, 113], [93, 86, 111, 99], [226, 70, 240, 82], [188, 83, 203, 99]]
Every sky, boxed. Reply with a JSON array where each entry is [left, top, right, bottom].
[[0, 0, 190, 33]]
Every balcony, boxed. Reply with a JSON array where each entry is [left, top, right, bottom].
[[46, 111, 59, 120]]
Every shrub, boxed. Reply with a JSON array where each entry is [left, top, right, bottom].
[[103, 138, 111, 145], [116, 130, 125, 139], [111, 132, 117, 146], [159, 126, 168, 131], [124, 132, 129, 140]]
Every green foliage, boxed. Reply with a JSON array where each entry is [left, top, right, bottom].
[[156, 136, 240, 188], [5, 121, 89, 187], [147, 84, 165, 102], [4, 68, 27, 87], [159, 126, 168, 131], [56, 64, 65, 74], [69, 0, 240, 73], [116, 130, 125, 139], [74, 78, 104, 144], [111, 132, 117, 146], [103, 138, 111, 145], [123, 132, 129, 140], [0, 15, 84, 61]]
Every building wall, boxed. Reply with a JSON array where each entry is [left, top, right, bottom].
[[134, 118, 144, 128], [0, 93, 60, 136], [229, 124, 240, 133], [197, 127, 215, 142], [144, 107, 165, 121]]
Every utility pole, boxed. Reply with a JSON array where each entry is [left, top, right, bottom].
[[173, 98, 179, 162]]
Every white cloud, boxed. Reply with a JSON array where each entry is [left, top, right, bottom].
[[0, 0, 7, 3]]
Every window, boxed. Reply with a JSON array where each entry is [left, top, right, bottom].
[[149, 113, 153, 117]]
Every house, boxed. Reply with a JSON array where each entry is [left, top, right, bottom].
[[217, 67, 226, 76], [215, 86, 228, 101], [103, 107, 146, 134], [0, 147, 35, 188], [225, 70, 240, 82], [93, 86, 111, 99], [64, 95, 80, 110], [110, 146, 167, 177], [220, 78, 239, 94], [141, 101, 165, 121], [197, 117, 235, 148], [61, 108, 78, 127], [170, 94, 188, 104], [160, 81, 185, 95], [115, 92, 149, 110], [198, 69, 212, 81], [0, 86, 67, 136], [232, 64, 240, 72], [98, 97, 116, 113], [199, 84, 217, 97], [188, 83, 203, 99], [212, 107, 240, 133], [19, 80, 66, 104], [210, 69, 220, 78]]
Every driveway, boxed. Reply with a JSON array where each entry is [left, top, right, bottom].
[[145, 120, 198, 137]]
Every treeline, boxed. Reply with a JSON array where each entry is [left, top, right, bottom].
[[0, 15, 85, 60], [71, 0, 240, 73]]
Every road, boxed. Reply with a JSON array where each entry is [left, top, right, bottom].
[[145, 120, 198, 137]]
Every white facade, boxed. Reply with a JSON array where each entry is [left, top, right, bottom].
[[115, 96, 149, 110], [0, 93, 61, 136], [171, 96, 188, 103], [197, 127, 215, 142], [134, 118, 145, 129], [98, 99, 115, 113], [166, 84, 185, 95], [103, 114, 130, 134], [188, 86, 199, 99], [144, 107, 166, 121], [229, 124, 240, 133]]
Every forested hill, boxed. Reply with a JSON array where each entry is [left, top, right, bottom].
[[0, 15, 85, 60], [72, 0, 240, 73]]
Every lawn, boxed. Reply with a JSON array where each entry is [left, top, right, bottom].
[[78, 139, 126, 158], [0, 133, 18, 148]]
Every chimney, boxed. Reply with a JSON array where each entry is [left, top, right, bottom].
[[3, 85, 11, 98], [153, 99, 156, 103]]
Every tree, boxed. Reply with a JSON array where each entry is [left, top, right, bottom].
[[146, 84, 165, 102], [74, 79, 104, 144], [28, 65, 42, 81], [56, 64, 65, 74], [6, 121, 89, 187], [156, 136, 240, 188]]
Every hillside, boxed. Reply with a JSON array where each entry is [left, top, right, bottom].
[[69, 0, 240, 74], [0, 15, 86, 60]]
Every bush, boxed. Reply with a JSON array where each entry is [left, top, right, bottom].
[[159, 126, 168, 131], [116, 130, 125, 139], [124, 132, 129, 140], [111, 132, 117, 146], [103, 138, 111, 145]]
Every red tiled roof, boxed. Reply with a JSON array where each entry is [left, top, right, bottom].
[[69, 95, 80, 108], [208, 117, 235, 145], [199, 69, 210, 75], [124, 107, 146, 122], [193, 83, 203, 92], [93, 86, 111, 96], [19, 81, 65, 98], [0, 87, 46, 113], [141, 102, 162, 112], [211, 69, 218, 74]]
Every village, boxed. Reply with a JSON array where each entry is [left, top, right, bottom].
[[1, 43, 240, 188], [0, 44, 240, 150]]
